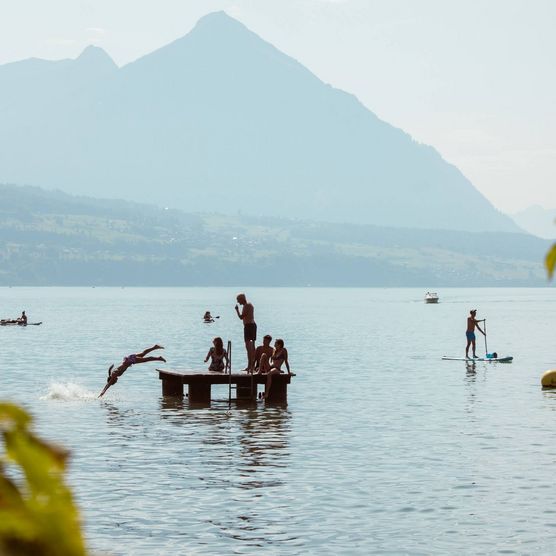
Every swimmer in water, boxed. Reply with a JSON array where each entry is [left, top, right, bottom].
[[99, 344, 166, 398]]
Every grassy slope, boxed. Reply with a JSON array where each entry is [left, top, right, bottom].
[[0, 184, 549, 286]]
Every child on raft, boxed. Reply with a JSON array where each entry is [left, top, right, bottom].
[[204, 337, 228, 372], [99, 344, 166, 398]]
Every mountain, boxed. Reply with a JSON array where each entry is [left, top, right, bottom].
[[0, 11, 519, 233], [511, 205, 556, 239], [0, 184, 547, 286]]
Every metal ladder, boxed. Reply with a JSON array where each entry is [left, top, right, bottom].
[[227, 340, 232, 407]]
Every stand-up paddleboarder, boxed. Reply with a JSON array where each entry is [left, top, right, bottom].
[[466, 310, 485, 359], [235, 293, 256, 372], [99, 345, 166, 398]]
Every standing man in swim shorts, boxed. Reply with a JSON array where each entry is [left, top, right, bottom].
[[235, 293, 256, 372], [466, 309, 485, 359]]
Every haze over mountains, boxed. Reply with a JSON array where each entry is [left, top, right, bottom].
[[0, 11, 519, 234], [511, 206, 556, 239]]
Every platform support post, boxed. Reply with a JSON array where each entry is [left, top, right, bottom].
[[162, 375, 183, 397], [237, 384, 255, 400], [188, 383, 211, 403], [266, 380, 288, 403]]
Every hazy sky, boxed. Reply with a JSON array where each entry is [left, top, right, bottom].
[[1, 0, 554, 212]]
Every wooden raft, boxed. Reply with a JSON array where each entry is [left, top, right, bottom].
[[157, 368, 294, 403]]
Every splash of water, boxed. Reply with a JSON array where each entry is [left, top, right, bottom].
[[41, 382, 97, 401]]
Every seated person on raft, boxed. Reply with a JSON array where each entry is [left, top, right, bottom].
[[203, 311, 215, 323], [257, 338, 291, 399], [204, 337, 228, 372], [253, 334, 274, 373], [99, 344, 166, 398]]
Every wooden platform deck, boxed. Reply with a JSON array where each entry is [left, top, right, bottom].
[[157, 368, 295, 403]]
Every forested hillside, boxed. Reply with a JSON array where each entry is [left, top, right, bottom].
[[0, 185, 548, 286]]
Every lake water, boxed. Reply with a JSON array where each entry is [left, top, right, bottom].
[[1, 287, 556, 555]]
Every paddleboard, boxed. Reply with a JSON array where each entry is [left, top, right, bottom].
[[0, 321, 42, 326], [442, 356, 513, 363]]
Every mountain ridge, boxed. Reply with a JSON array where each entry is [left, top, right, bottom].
[[0, 11, 519, 234]]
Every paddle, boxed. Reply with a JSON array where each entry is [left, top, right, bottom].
[[483, 318, 488, 356]]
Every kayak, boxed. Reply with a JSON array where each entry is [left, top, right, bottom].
[[442, 356, 513, 363], [0, 321, 42, 326]]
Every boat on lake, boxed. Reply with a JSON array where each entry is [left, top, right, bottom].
[[424, 292, 439, 304]]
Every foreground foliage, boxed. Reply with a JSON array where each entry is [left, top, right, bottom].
[[546, 244, 556, 280], [0, 402, 86, 556]]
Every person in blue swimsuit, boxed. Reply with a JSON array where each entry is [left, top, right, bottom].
[[466, 310, 485, 359], [99, 344, 166, 397]]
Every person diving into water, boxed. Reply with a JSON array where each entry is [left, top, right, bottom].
[[98, 345, 166, 398]]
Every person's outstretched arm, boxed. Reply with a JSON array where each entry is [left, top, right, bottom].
[[475, 321, 485, 335], [204, 349, 211, 363], [284, 349, 291, 374]]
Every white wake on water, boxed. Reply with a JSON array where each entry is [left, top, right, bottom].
[[41, 382, 97, 401]]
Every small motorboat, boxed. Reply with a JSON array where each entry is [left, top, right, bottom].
[[424, 292, 439, 304]]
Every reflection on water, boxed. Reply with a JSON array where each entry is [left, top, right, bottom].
[[236, 407, 291, 473], [158, 398, 294, 549], [465, 360, 477, 375], [541, 388, 556, 409]]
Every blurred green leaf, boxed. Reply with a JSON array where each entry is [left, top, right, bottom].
[[0, 402, 86, 556], [546, 244, 556, 280]]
